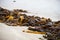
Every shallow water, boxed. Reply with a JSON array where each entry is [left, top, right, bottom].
[[0, 0, 60, 40], [0, 23, 47, 40]]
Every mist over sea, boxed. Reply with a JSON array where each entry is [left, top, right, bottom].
[[0, 0, 60, 21]]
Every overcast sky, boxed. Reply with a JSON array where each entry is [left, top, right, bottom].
[[0, 0, 60, 21]]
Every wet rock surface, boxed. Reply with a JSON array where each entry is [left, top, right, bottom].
[[0, 7, 60, 40]]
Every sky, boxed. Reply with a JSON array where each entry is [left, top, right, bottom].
[[0, 0, 60, 21]]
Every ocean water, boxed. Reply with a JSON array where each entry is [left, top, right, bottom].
[[0, 23, 47, 40], [0, 0, 60, 40], [0, 0, 60, 21]]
